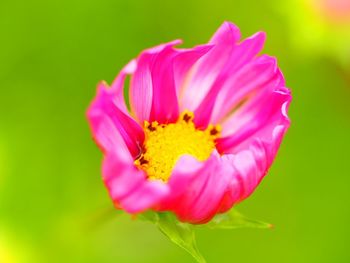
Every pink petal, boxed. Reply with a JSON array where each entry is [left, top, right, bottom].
[[218, 68, 286, 138], [129, 52, 153, 124], [129, 40, 182, 124], [102, 147, 169, 214], [109, 59, 137, 115], [155, 154, 206, 210], [173, 44, 213, 99], [120, 179, 169, 213], [157, 151, 233, 224], [210, 55, 280, 124], [214, 86, 291, 207], [193, 31, 266, 128], [179, 156, 234, 224], [88, 89, 170, 213], [102, 151, 143, 202], [180, 22, 241, 112], [217, 124, 290, 214], [87, 82, 144, 157], [216, 86, 291, 153], [149, 43, 181, 123]]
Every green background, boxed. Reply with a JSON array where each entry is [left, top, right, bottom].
[[1, 0, 350, 262]]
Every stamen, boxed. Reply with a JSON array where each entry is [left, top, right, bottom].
[[134, 111, 221, 182], [182, 111, 194, 122]]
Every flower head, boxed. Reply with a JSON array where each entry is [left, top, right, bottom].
[[87, 22, 291, 224]]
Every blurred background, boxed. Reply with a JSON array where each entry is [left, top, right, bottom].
[[1, 0, 350, 262]]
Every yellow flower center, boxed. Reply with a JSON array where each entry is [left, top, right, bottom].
[[134, 111, 221, 182]]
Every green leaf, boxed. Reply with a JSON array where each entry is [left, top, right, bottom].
[[139, 211, 206, 263], [138, 210, 159, 223], [206, 209, 273, 230]]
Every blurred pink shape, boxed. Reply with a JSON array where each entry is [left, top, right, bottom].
[[313, 0, 350, 24]]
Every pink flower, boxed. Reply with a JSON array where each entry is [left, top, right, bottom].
[[87, 22, 291, 224]]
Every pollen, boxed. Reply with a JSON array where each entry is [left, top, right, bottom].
[[134, 111, 221, 182]]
